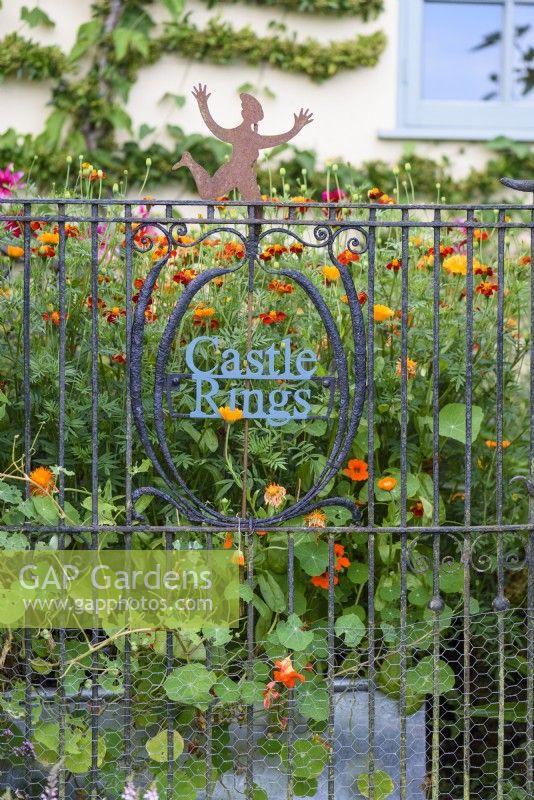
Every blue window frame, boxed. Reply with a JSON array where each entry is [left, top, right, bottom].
[[387, 0, 534, 139]]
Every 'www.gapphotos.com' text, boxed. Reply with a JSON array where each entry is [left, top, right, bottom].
[[22, 595, 214, 614]]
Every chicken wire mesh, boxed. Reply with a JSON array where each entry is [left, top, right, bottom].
[[0, 193, 532, 800]]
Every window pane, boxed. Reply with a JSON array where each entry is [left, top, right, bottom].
[[422, 1, 503, 101], [514, 3, 534, 99]]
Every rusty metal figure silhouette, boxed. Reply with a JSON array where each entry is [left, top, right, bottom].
[[172, 84, 313, 201]]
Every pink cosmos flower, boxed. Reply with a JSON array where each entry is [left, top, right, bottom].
[[0, 164, 25, 198], [322, 188, 345, 202]]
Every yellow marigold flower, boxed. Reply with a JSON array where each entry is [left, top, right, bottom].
[[340, 295, 349, 305], [410, 236, 423, 247], [377, 476, 397, 492], [218, 406, 244, 423], [373, 304, 395, 322], [305, 509, 327, 528], [264, 483, 287, 508], [29, 466, 55, 496], [395, 358, 417, 379], [485, 440, 511, 449], [7, 245, 24, 258], [506, 318, 517, 329], [39, 232, 60, 245], [442, 254, 482, 276], [321, 265, 340, 283]]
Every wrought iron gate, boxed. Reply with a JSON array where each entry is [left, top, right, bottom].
[[0, 190, 532, 800]]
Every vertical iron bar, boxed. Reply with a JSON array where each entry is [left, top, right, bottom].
[[123, 204, 133, 776], [399, 210, 409, 800], [430, 209, 443, 800], [90, 203, 100, 799], [165, 205, 174, 800], [367, 207, 376, 800], [463, 208, 475, 800], [327, 532, 335, 800], [57, 204, 67, 800], [494, 210, 508, 800], [22, 204, 32, 796], [287, 528, 295, 800], [245, 525, 255, 800]]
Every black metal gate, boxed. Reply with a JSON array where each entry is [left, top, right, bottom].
[[0, 190, 532, 800]]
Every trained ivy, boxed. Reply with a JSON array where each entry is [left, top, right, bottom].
[[0, 32, 68, 81], [202, 0, 384, 19]]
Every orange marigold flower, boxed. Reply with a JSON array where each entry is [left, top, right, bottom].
[[144, 309, 158, 323], [343, 458, 369, 481], [268, 279, 294, 295], [273, 656, 305, 688], [311, 571, 339, 589], [174, 269, 198, 286], [290, 242, 303, 254], [42, 310, 67, 326], [377, 476, 397, 491], [322, 265, 340, 283], [475, 281, 498, 297], [474, 229, 489, 241], [259, 310, 287, 325], [105, 307, 126, 324], [29, 466, 55, 496], [223, 532, 233, 549], [85, 295, 106, 310], [65, 223, 80, 238], [395, 358, 417, 379], [485, 440, 511, 449], [219, 406, 244, 423], [39, 232, 59, 245], [378, 194, 395, 205], [264, 483, 286, 508], [519, 255, 531, 266], [38, 245, 55, 258], [193, 305, 215, 320], [373, 304, 394, 322], [290, 196, 312, 214], [337, 249, 360, 266], [368, 187, 384, 201], [7, 245, 23, 258], [386, 259, 401, 271], [305, 509, 327, 528], [474, 263, 494, 276]]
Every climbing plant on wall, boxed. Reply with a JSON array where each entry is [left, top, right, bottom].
[[0, 0, 386, 192]]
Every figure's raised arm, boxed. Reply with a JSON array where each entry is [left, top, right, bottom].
[[257, 108, 313, 149], [192, 84, 234, 142]]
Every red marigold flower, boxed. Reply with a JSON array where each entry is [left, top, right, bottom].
[[173, 269, 198, 286], [268, 279, 294, 295], [144, 309, 158, 322], [290, 242, 303, 254], [358, 291, 368, 305], [368, 187, 384, 201], [85, 295, 106, 310], [386, 259, 401, 271], [475, 281, 498, 297], [111, 353, 126, 364], [259, 311, 287, 325], [410, 501, 424, 518], [104, 306, 126, 324]]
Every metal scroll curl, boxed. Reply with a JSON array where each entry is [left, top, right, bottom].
[[130, 219, 367, 528]]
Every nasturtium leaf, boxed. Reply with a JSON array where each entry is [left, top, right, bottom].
[[335, 613, 366, 647], [347, 562, 369, 585], [164, 664, 216, 708], [295, 679, 329, 721], [252, 787, 268, 800], [406, 656, 455, 695], [214, 676, 241, 704], [292, 739, 328, 779], [295, 541, 329, 576], [439, 561, 464, 594], [276, 614, 314, 651], [146, 729, 184, 762], [356, 770, 395, 800], [240, 680, 265, 704], [32, 495, 59, 524], [0, 481, 22, 504], [439, 403, 483, 444]]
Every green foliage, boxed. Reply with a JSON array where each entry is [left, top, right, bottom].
[[0, 33, 67, 81], [161, 17, 387, 81], [203, 0, 384, 19]]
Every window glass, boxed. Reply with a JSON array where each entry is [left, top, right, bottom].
[[514, 2, 534, 98], [422, 1, 504, 101]]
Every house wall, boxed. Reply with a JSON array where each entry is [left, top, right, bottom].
[[1, 0, 492, 184]]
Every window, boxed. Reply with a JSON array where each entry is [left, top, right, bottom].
[[387, 0, 534, 139]]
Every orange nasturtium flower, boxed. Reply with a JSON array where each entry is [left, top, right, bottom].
[[218, 406, 244, 423], [334, 543, 351, 570], [29, 466, 55, 496], [264, 483, 287, 508], [7, 245, 24, 258], [343, 459, 369, 482], [377, 476, 397, 492], [373, 304, 395, 322], [223, 532, 233, 549], [485, 440, 511, 449], [273, 656, 305, 688], [311, 571, 339, 589]]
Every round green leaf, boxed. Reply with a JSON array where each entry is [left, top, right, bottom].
[[276, 614, 314, 651], [439, 403, 483, 444], [357, 770, 395, 800], [146, 729, 184, 762], [335, 613, 365, 647], [164, 664, 216, 708]]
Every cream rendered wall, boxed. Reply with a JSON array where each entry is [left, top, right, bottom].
[[0, 0, 490, 183]]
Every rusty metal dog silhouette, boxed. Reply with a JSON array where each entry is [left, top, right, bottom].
[[172, 84, 313, 201]]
